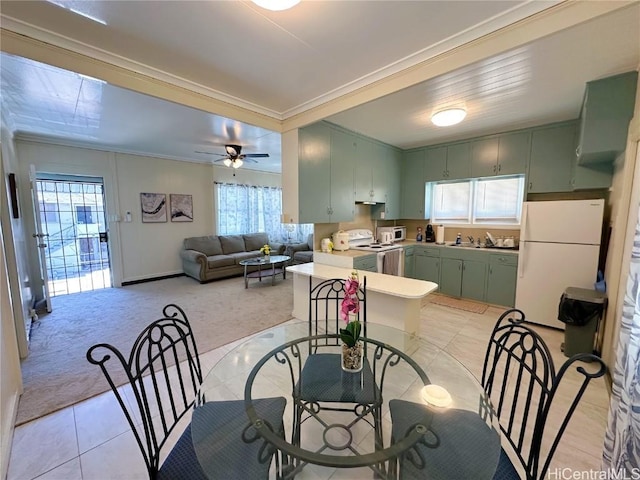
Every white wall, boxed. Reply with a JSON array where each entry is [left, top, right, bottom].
[[0, 161, 23, 480]]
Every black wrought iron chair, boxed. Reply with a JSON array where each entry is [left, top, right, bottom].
[[293, 276, 382, 449], [484, 308, 607, 480], [86, 303, 286, 480], [388, 308, 606, 480]]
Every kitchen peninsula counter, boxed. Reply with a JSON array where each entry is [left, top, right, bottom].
[[286, 263, 437, 335]]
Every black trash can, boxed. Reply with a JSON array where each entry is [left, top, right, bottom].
[[558, 287, 607, 358]]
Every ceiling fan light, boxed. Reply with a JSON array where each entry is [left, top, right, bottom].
[[223, 158, 232, 167], [251, 0, 300, 10], [233, 159, 243, 169], [431, 108, 467, 127]]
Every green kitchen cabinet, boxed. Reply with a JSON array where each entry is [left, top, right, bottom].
[[461, 259, 487, 302], [572, 162, 614, 190], [440, 258, 462, 297], [528, 122, 575, 193], [401, 149, 426, 218], [371, 144, 402, 219], [423, 146, 447, 181], [415, 251, 440, 286], [497, 131, 530, 175], [472, 132, 529, 178], [425, 143, 471, 181], [471, 137, 499, 178], [298, 122, 332, 222], [486, 254, 518, 307], [446, 142, 472, 179], [298, 123, 355, 223], [576, 71, 638, 165], [404, 246, 415, 278], [354, 137, 374, 203], [354, 253, 377, 272], [329, 128, 356, 221]]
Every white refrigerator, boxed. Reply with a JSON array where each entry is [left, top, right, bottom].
[[515, 199, 604, 329]]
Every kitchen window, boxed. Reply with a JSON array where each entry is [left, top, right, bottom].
[[428, 175, 525, 225]]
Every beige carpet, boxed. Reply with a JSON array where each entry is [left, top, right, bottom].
[[16, 274, 293, 425], [428, 293, 489, 314]]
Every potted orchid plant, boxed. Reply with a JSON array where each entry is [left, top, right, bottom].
[[339, 270, 363, 372]]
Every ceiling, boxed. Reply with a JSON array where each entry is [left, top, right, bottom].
[[0, 1, 638, 174]]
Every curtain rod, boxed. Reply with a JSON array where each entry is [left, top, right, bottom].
[[214, 181, 281, 189]]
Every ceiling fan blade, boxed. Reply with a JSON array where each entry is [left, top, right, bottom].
[[194, 150, 227, 156], [213, 157, 231, 163], [243, 153, 270, 158]]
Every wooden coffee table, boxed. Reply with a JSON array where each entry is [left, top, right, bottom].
[[239, 255, 291, 289]]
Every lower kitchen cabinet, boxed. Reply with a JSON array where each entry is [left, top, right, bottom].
[[461, 260, 487, 302], [414, 247, 441, 286], [404, 247, 415, 278], [486, 254, 518, 307], [440, 258, 462, 297], [354, 254, 378, 272]]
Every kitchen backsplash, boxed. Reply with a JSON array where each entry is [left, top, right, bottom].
[[311, 204, 519, 249]]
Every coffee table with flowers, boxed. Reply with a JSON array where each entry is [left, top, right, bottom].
[[239, 252, 291, 289]]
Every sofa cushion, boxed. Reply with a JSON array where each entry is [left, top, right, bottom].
[[206, 255, 236, 269], [220, 235, 246, 254], [243, 233, 270, 252], [184, 236, 222, 256]]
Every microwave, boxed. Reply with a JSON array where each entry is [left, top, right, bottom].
[[378, 226, 406, 242]]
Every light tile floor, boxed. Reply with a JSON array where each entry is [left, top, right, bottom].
[[7, 301, 610, 479]]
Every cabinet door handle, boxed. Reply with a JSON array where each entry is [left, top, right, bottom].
[[493, 164, 496, 173], [489, 266, 492, 274], [576, 146, 581, 157], [529, 182, 533, 190], [498, 164, 501, 172]]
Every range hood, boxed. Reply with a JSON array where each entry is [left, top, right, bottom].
[[356, 200, 377, 205]]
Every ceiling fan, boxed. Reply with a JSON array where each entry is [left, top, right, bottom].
[[195, 144, 269, 169]]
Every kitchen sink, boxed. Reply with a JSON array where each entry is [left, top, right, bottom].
[[446, 242, 483, 248]]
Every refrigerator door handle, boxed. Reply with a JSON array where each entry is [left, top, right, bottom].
[[518, 241, 525, 279], [521, 203, 528, 240]]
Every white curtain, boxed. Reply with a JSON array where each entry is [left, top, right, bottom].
[[602, 202, 640, 472], [215, 182, 312, 242]]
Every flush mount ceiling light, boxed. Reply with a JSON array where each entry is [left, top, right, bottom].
[[431, 108, 467, 127], [251, 0, 300, 11]]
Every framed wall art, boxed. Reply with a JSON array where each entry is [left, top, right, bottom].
[[140, 192, 167, 223], [170, 194, 193, 222]]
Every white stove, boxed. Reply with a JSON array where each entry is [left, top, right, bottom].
[[346, 229, 404, 252]]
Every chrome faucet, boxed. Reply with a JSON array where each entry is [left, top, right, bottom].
[[467, 235, 474, 244]]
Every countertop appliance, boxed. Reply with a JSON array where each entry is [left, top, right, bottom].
[[378, 231, 394, 244], [515, 199, 604, 329], [332, 231, 350, 251], [378, 226, 406, 242], [425, 224, 435, 242]]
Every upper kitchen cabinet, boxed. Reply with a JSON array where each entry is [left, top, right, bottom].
[[371, 144, 402, 219], [423, 146, 447, 181], [354, 137, 374, 202], [576, 71, 638, 165], [497, 132, 530, 175], [471, 132, 529, 178], [355, 135, 401, 219], [445, 142, 472, 180], [528, 122, 575, 193], [296, 122, 354, 223], [401, 149, 426, 219]]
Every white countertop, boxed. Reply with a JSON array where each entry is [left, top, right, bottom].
[[286, 263, 437, 299], [320, 241, 519, 257]]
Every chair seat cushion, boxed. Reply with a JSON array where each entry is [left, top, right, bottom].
[[389, 399, 501, 480], [492, 448, 520, 480], [296, 353, 379, 404], [184, 397, 287, 480], [157, 423, 208, 480]]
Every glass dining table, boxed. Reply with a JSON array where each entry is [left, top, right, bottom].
[[193, 321, 501, 479]]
